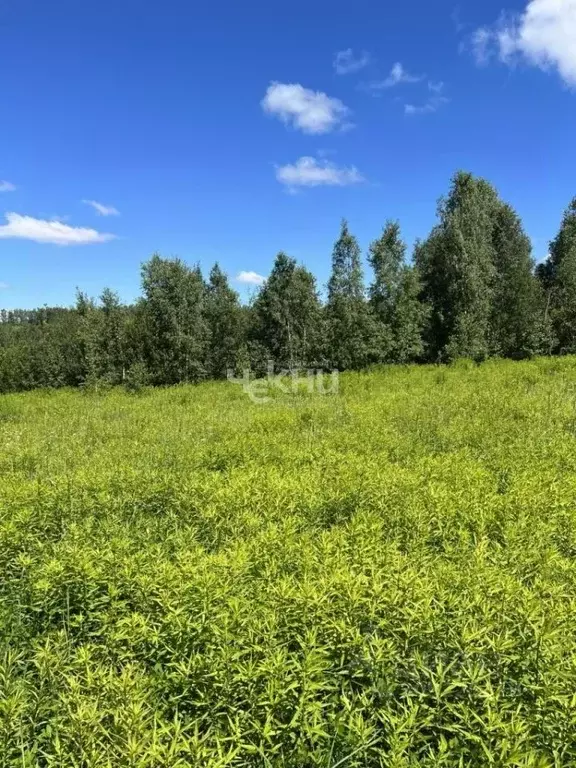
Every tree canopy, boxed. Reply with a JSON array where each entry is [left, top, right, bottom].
[[0, 171, 572, 393]]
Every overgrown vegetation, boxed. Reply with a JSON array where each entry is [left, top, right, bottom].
[[2, 171, 576, 393], [2, 358, 576, 765]]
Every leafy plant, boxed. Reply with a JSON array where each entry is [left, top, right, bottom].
[[1, 358, 576, 765]]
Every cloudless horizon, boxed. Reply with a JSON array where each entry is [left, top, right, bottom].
[[1, 0, 574, 309]]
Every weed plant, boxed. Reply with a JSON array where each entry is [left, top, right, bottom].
[[2, 358, 576, 765]]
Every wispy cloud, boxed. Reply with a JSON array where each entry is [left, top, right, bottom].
[[404, 80, 449, 114], [366, 62, 421, 92], [236, 271, 266, 286], [333, 48, 370, 75], [471, 26, 498, 65], [275, 156, 365, 191], [261, 82, 351, 134], [428, 80, 445, 94], [0, 213, 116, 245], [0, 180, 16, 193], [471, 0, 576, 86], [82, 199, 120, 216], [0, 282, 8, 290], [404, 96, 449, 115]]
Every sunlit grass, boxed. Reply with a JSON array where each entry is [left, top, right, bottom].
[[2, 358, 576, 765]]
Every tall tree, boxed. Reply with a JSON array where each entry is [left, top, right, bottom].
[[490, 203, 547, 358], [140, 254, 208, 384], [250, 252, 322, 370], [368, 221, 405, 322], [326, 220, 380, 370], [537, 198, 576, 353], [75, 290, 101, 386], [204, 263, 245, 378], [417, 172, 499, 361], [392, 265, 429, 363], [368, 221, 427, 362], [96, 288, 127, 383]]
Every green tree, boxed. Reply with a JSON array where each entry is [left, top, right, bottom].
[[537, 198, 576, 353], [140, 254, 208, 384], [97, 288, 127, 383], [250, 252, 322, 370], [368, 221, 404, 322], [490, 203, 547, 358], [368, 221, 427, 362], [75, 290, 101, 387], [417, 172, 499, 361], [326, 220, 380, 370], [205, 263, 245, 378], [392, 265, 429, 363]]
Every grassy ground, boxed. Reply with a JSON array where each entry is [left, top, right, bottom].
[[2, 358, 576, 766]]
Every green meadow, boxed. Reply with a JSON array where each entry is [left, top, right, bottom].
[[2, 358, 576, 766]]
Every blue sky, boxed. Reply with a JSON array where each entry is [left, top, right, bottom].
[[1, 0, 575, 308]]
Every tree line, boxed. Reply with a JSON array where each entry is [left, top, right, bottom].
[[1, 170, 576, 393]]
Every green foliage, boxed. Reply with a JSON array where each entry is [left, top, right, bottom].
[[369, 222, 428, 363], [2, 359, 576, 764], [0, 307, 87, 392], [0, 172, 574, 393], [97, 287, 128, 383], [368, 221, 405, 322], [489, 204, 547, 358], [250, 253, 323, 370], [538, 199, 576, 354], [140, 254, 209, 384], [418, 172, 499, 361], [392, 265, 429, 363], [123, 360, 150, 393], [326, 221, 381, 370], [205, 264, 245, 378]]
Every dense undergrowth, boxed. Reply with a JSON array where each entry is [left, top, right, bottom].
[[2, 358, 576, 766]]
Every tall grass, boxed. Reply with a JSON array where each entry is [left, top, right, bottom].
[[2, 358, 576, 765]]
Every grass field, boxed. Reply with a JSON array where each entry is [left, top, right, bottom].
[[2, 358, 576, 766]]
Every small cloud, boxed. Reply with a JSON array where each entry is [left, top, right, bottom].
[[0, 180, 16, 192], [428, 80, 445, 93], [470, 0, 576, 86], [0, 212, 116, 245], [404, 103, 432, 115], [261, 82, 351, 134], [405, 94, 449, 115], [275, 156, 365, 191], [366, 62, 421, 92], [236, 271, 266, 286], [83, 199, 120, 216], [0, 281, 8, 290], [471, 26, 495, 65], [333, 48, 370, 75]]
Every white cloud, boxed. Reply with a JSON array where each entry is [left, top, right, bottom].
[[275, 156, 365, 190], [472, 0, 576, 86], [405, 95, 449, 115], [0, 282, 8, 290], [261, 82, 350, 134], [403, 80, 449, 115], [83, 199, 120, 216], [471, 27, 494, 65], [0, 213, 116, 245], [236, 271, 266, 286], [334, 48, 370, 74], [368, 62, 421, 91], [0, 180, 16, 192]]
